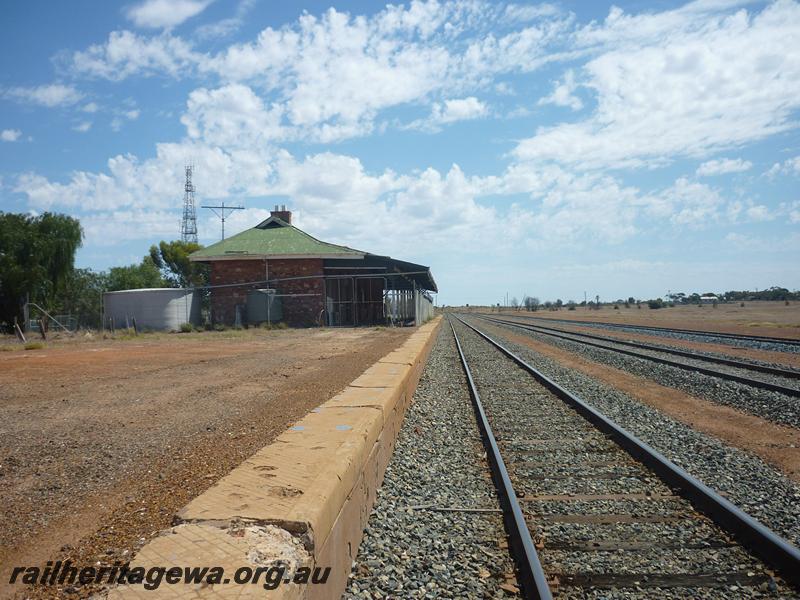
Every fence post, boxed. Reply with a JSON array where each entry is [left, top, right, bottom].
[[14, 319, 27, 343]]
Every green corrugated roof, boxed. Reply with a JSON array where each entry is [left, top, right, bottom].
[[189, 217, 365, 260]]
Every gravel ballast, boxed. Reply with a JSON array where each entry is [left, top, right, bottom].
[[492, 316, 800, 376], [486, 318, 800, 429], [453, 317, 796, 598], [345, 326, 521, 599], [461, 316, 800, 549], [502, 316, 800, 354]]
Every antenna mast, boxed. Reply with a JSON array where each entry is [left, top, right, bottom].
[[202, 201, 244, 240], [180, 164, 198, 244]]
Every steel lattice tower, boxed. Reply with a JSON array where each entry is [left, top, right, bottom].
[[180, 164, 198, 244]]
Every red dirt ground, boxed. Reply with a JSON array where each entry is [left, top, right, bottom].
[[0, 327, 410, 599]]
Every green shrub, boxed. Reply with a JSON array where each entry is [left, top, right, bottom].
[[275, 322, 288, 329], [647, 299, 663, 309], [214, 323, 226, 332], [179, 322, 193, 333], [24, 342, 44, 350]]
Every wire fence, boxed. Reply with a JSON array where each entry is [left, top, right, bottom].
[[12, 270, 436, 335]]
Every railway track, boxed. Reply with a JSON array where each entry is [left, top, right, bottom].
[[488, 313, 800, 350], [449, 314, 800, 599], [476, 314, 800, 399]]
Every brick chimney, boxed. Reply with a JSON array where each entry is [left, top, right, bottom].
[[270, 204, 292, 224]]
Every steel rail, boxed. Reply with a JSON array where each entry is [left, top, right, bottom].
[[476, 315, 800, 399], [489, 313, 800, 347], [447, 317, 552, 600], [485, 315, 800, 380], [453, 313, 800, 588]]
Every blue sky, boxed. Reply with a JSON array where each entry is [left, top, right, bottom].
[[1, 0, 798, 305]]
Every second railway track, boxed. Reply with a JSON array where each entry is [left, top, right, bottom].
[[476, 314, 800, 399], [487, 314, 800, 351], [449, 314, 800, 599]]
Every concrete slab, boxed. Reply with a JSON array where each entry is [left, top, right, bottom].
[[177, 405, 384, 552], [105, 523, 308, 599], [348, 361, 411, 390]]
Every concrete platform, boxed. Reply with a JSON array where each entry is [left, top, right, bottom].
[[105, 317, 441, 599]]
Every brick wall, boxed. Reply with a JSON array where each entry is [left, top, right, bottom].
[[267, 258, 325, 326], [209, 258, 324, 326]]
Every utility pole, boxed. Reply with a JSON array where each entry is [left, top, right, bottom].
[[202, 201, 244, 240]]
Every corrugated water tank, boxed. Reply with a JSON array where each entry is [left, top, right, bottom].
[[103, 288, 200, 331]]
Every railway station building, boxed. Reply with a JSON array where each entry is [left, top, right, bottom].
[[189, 207, 437, 327]]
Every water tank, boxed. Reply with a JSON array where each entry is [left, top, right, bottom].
[[246, 289, 283, 324], [103, 288, 200, 331]]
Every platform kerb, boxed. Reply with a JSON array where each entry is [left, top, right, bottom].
[[176, 404, 386, 544], [106, 317, 441, 599]]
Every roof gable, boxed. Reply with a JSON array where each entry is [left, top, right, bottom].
[[255, 216, 290, 229]]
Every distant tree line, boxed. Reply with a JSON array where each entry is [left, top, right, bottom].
[[0, 211, 208, 331], [721, 287, 798, 301], [496, 287, 797, 314]]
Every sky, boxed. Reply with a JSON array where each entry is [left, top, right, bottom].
[[1, 0, 799, 306]]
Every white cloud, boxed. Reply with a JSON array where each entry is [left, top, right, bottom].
[[538, 68, 583, 110], [408, 96, 489, 131], [81, 210, 183, 245], [696, 157, 752, 176], [106, 107, 142, 131], [745, 204, 772, 221], [434, 97, 489, 123], [650, 177, 724, 226], [784, 200, 800, 223], [126, 0, 213, 29], [180, 84, 287, 147], [67, 2, 573, 141], [4, 83, 83, 107], [71, 31, 198, 80], [13, 137, 273, 218], [503, 3, 561, 23], [73, 121, 92, 133], [515, 1, 800, 169], [765, 155, 800, 178], [14, 0, 798, 265], [195, 0, 255, 40], [1, 129, 22, 142], [82, 102, 99, 113]]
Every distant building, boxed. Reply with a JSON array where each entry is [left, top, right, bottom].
[[700, 294, 719, 304], [189, 207, 437, 327]]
